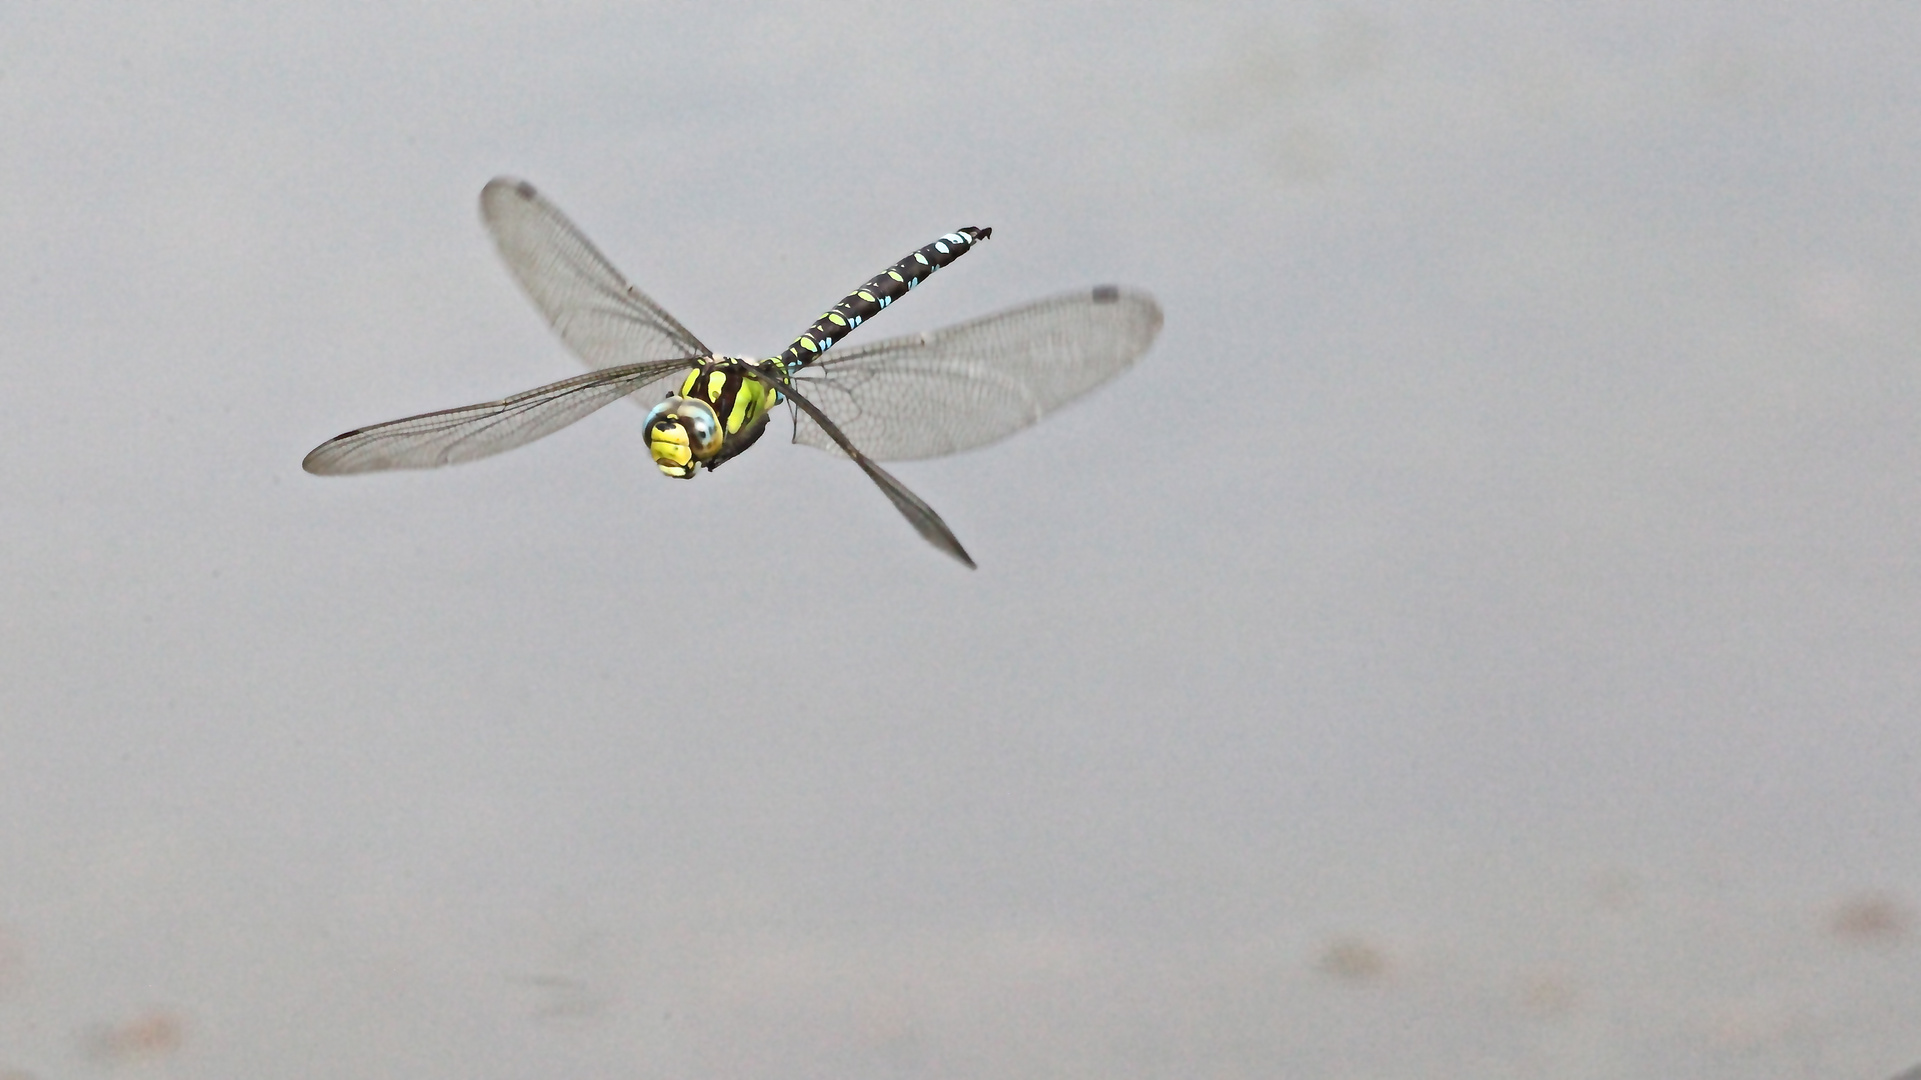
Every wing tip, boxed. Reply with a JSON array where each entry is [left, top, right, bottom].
[[302, 422, 375, 474], [482, 175, 536, 197], [928, 530, 977, 569], [1091, 285, 1164, 336], [301, 444, 348, 475], [479, 176, 540, 222]]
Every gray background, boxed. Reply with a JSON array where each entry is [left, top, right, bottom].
[[3, 2, 1919, 1076]]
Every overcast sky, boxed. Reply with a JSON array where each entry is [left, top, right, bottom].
[[3, 2, 1920, 1077]]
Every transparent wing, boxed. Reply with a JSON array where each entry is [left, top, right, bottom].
[[745, 366, 974, 568], [789, 286, 1162, 461], [481, 176, 709, 407], [303, 358, 695, 475]]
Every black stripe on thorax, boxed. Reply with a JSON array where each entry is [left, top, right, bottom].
[[692, 360, 745, 425]]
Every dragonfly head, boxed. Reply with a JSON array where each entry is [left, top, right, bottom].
[[643, 396, 723, 478]]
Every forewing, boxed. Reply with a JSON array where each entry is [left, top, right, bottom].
[[480, 177, 709, 390], [303, 359, 694, 475], [790, 286, 1161, 461]]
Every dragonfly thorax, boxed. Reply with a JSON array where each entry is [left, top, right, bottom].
[[642, 356, 780, 478]]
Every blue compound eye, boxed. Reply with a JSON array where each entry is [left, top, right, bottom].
[[672, 398, 723, 459]]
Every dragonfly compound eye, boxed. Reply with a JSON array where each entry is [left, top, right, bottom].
[[643, 397, 724, 478]]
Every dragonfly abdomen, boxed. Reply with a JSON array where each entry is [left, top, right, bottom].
[[775, 226, 991, 373]]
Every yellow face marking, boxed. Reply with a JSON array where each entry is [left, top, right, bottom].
[[649, 422, 693, 473]]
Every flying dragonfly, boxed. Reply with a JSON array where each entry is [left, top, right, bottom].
[[303, 178, 1163, 567]]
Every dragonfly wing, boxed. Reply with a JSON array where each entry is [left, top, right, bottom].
[[789, 286, 1161, 462], [303, 359, 695, 475], [480, 177, 710, 397], [747, 367, 974, 567]]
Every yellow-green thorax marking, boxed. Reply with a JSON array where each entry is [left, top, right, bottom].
[[643, 356, 782, 478]]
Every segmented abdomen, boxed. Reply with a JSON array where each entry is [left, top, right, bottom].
[[774, 226, 992, 373]]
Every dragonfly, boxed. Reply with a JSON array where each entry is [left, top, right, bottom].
[[303, 178, 1163, 567]]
